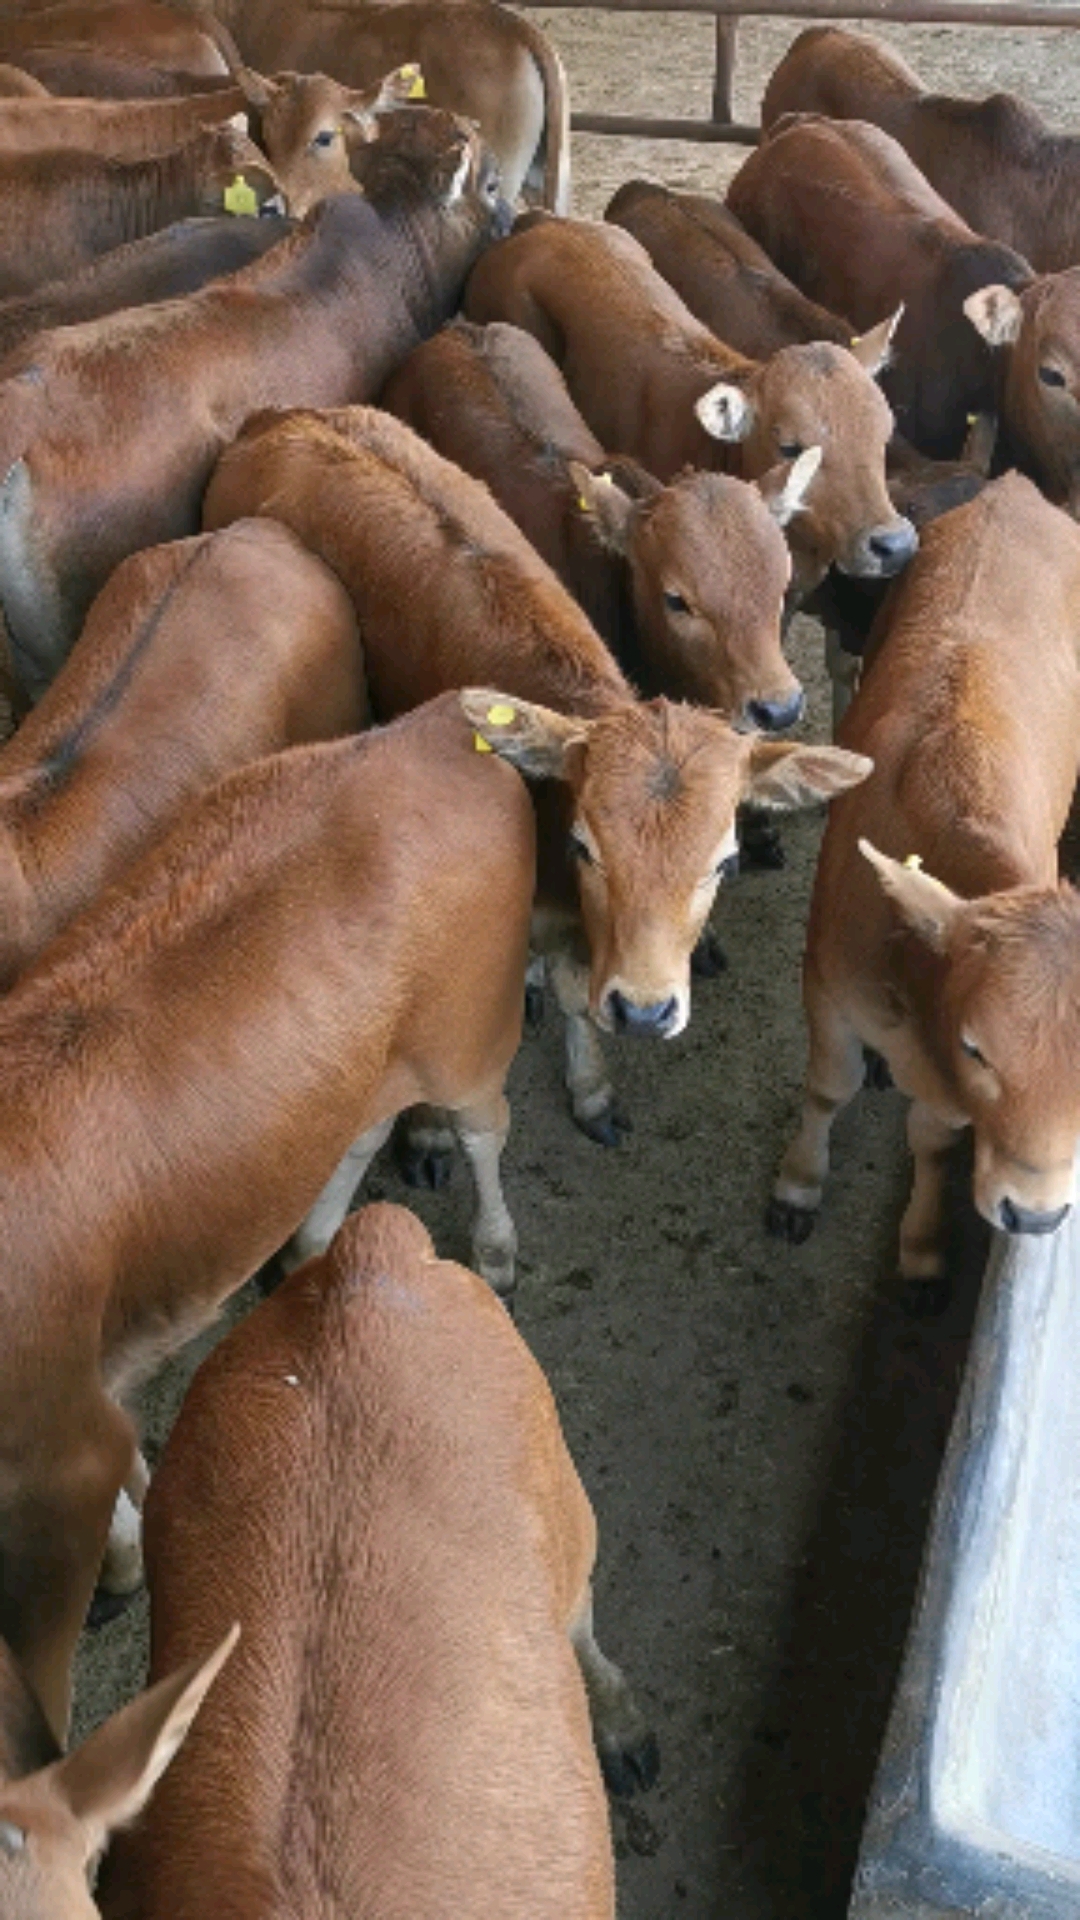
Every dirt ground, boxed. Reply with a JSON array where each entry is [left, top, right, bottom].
[[73, 10, 1079, 1916]]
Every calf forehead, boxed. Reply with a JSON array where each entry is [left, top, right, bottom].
[[954, 893, 1080, 1054], [643, 476, 789, 587], [579, 705, 747, 856], [757, 344, 891, 440], [1026, 268, 1080, 347]]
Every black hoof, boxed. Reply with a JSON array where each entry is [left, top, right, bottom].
[[524, 981, 545, 1030], [765, 1196, 817, 1244], [576, 1102, 633, 1148], [899, 1276, 951, 1318], [396, 1142, 454, 1191], [691, 930, 729, 978], [740, 820, 785, 871], [86, 1585, 140, 1631], [601, 1730, 661, 1798], [863, 1047, 893, 1091]]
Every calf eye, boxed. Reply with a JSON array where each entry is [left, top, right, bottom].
[[568, 831, 593, 866], [960, 1033, 987, 1065], [663, 589, 691, 615], [778, 438, 803, 458], [312, 129, 337, 149], [716, 850, 740, 881], [1039, 365, 1067, 388]]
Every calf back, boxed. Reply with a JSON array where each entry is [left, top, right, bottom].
[[99, 1202, 611, 1920]]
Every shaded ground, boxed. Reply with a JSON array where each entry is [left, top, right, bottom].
[[75, 10, 1079, 1915]]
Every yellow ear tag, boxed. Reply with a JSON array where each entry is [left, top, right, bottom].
[[474, 732, 493, 753], [486, 703, 516, 726], [405, 66, 426, 100], [966, 413, 977, 427], [224, 174, 259, 217], [577, 495, 590, 512], [903, 853, 923, 870]]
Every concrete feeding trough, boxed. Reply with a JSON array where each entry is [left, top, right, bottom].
[[850, 1208, 1080, 1919]]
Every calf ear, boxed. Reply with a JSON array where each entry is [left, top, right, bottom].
[[695, 382, 755, 443], [756, 444, 822, 527], [746, 740, 872, 810], [569, 462, 635, 552], [50, 1625, 239, 1865], [461, 689, 589, 780], [344, 63, 423, 133], [963, 285, 1024, 348], [860, 841, 961, 950], [849, 306, 903, 378]]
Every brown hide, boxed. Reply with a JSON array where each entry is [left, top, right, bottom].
[[763, 25, 1080, 275], [0, 59, 46, 93], [0, 110, 506, 693], [0, 693, 534, 1740], [604, 179, 851, 358], [0, 2, 227, 78], [0, 518, 365, 985], [0, 214, 291, 367], [0, 45, 230, 95], [727, 113, 1034, 458], [0, 86, 245, 152], [463, 212, 912, 594], [98, 1203, 620, 1920], [0, 120, 281, 299], [773, 473, 1080, 1282], [208, 0, 570, 210], [381, 318, 801, 724]]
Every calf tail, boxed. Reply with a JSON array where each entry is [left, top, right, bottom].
[[515, 14, 571, 215]]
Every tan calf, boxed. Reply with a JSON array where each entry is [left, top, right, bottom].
[[95, 1202, 653, 1918], [205, 404, 869, 1144], [0, 517, 364, 985], [0, 1631, 234, 1920], [0, 692, 534, 1739], [769, 474, 1080, 1302], [965, 271, 1080, 515], [382, 317, 815, 727], [463, 212, 915, 596]]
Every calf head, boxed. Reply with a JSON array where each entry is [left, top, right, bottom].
[[864, 846, 1080, 1232], [197, 122, 284, 217], [350, 105, 511, 236], [0, 1628, 234, 1920], [464, 688, 871, 1037], [696, 319, 918, 593], [222, 61, 423, 218], [570, 454, 819, 730], [965, 272, 1080, 514]]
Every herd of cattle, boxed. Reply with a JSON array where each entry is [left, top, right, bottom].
[[0, 0, 1073, 1910]]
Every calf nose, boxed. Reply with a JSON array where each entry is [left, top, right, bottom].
[[999, 1196, 1071, 1235], [607, 990, 679, 1037], [746, 687, 805, 733], [868, 520, 918, 573]]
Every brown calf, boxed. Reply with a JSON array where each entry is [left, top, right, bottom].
[[0, 120, 282, 298], [204, 403, 868, 1145], [96, 1203, 654, 1919], [763, 25, 1080, 275], [0, 1, 228, 79], [769, 474, 1080, 1303], [0, 690, 535, 1739], [382, 317, 815, 727], [604, 179, 850, 359], [463, 212, 915, 596], [0, 108, 508, 693], [0, 1630, 233, 1920], [0, 517, 364, 986], [210, 0, 570, 209], [0, 213, 291, 367], [727, 112, 1034, 459], [964, 272, 1080, 515]]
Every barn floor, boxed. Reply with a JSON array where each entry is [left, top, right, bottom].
[[74, 10, 1078, 1916]]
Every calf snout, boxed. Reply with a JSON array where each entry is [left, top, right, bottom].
[[999, 1196, 1071, 1236], [607, 989, 680, 1037], [745, 687, 805, 733], [845, 517, 918, 578]]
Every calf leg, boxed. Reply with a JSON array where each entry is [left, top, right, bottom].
[[767, 988, 865, 1241], [283, 1117, 395, 1272], [569, 1587, 658, 1798], [825, 627, 860, 734], [453, 1090, 517, 1301], [549, 951, 629, 1148], [90, 1443, 152, 1627], [899, 1100, 961, 1308]]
